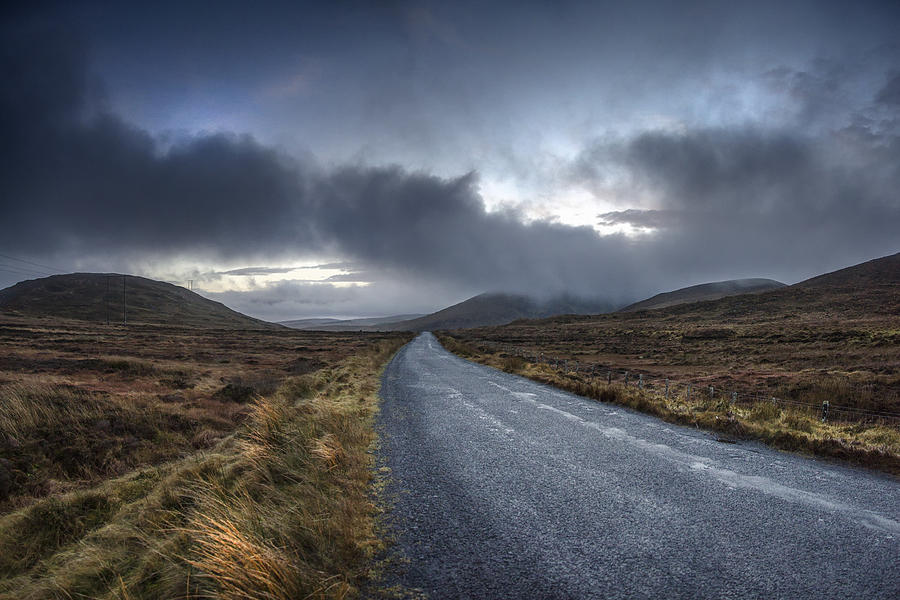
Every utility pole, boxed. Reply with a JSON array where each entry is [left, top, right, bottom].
[[106, 276, 110, 326], [122, 274, 127, 326], [189, 279, 193, 291]]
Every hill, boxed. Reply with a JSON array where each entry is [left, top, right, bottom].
[[281, 314, 425, 331], [0, 273, 280, 329], [797, 252, 900, 289], [440, 251, 900, 475], [280, 317, 343, 328], [382, 293, 615, 331], [444, 251, 900, 411], [651, 251, 900, 320], [620, 278, 785, 312]]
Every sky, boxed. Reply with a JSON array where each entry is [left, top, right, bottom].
[[1, 0, 899, 321]]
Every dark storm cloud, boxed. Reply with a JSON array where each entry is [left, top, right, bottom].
[[0, 37, 304, 259], [574, 124, 900, 280], [2, 18, 900, 309], [0, 28, 641, 300]]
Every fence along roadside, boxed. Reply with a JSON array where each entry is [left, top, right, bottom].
[[480, 340, 900, 424]]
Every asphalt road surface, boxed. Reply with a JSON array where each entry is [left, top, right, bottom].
[[375, 333, 900, 599]]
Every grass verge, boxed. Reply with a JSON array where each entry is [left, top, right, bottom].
[[0, 335, 410, 599], [438, 334, 900, 476]]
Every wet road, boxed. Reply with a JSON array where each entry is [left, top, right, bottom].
[[376, 333, 900, 599]]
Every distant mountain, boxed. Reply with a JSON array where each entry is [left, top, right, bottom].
[[620, 278, 786, 312], [280, 317, 343, 329], [281, 314, 425, 330], [644, 252, 900, 320], [381, 293, 615, 331], [456, 251, 900, 337], [0, 273, 280, 329]]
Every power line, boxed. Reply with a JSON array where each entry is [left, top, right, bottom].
[[0, 264, 53, 278], [0, 253, 66, 274], [0, 261, 54, 275]]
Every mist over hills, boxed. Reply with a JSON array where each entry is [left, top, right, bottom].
[[281, 314, 424, 330], [619, 278, 786, 312], [524, 251, 900, 327], [377, 293, 616, 332], [279, 293, 616, 332], [2, 252, 896, 331], [0, 273, 280, 329], [350, 277, 791, 332]]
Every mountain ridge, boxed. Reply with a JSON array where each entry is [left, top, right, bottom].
[[379, 293, 616, 332], [0, 273, 281, 329], [620, 278, 786, 312]]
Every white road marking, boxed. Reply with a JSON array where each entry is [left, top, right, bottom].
[[522, 395, 900, 535]]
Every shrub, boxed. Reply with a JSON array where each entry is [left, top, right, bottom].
[[782, 410, 814, 433], [501, 356, 526, 373], [748, 401, 782, 422]]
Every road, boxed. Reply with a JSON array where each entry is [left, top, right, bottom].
[[375, 333, 900, 599]]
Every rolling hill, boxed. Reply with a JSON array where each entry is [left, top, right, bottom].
[[381, 293, 615, 331], [281, 314, 425, 330], [620, 278, 785, 312], [651, 251, 900, 320], [0, 273, 281, 329], [444, 251, 900, 416], [797, 252, 900, 290]]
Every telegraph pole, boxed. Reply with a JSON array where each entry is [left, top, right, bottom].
[[122, 274, 127, 326]]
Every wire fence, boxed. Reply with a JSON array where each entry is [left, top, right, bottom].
[[468, 339, 900, 425]]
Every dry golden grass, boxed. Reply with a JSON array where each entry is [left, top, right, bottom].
[[0, 313, 405, 509], [0, 313, 411, 599]]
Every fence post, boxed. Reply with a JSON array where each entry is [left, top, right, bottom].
[[687, 384, 692, 402], [638, 374, 643, 389], [564, 360, 568, 372], [709, 386, 715, 399], [731, 392, 737, 406], [665, 379, 669, 400], [821, 400, 829, 422]]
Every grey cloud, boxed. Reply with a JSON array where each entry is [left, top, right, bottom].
[[597, 210, 683, 229], [219, 266, 306, 276], [200, 278, 474, 322], [324, 273, 373, 282], [762, 60, 851, 125], [310, 261, 358, 270], [876, 72, 900, 105], [0, 29, 641, 302], [3, 25, 900, 314], [574, 125, 900, 280]]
